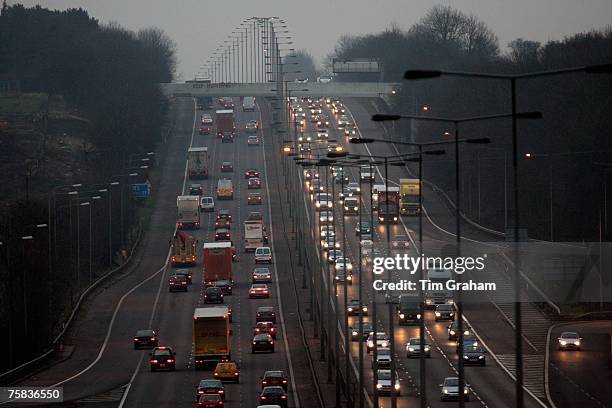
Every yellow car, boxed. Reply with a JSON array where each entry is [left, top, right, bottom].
[[214, 361, 240, 383]]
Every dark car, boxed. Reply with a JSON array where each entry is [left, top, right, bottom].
[[251, 333, 275, 353], [221, 132, 234, 143], [189, 183, 203, 195], [245, 168, 260, 178], [253, 321, 277, 339], [204, 287, 224, 304], [196, 394, 223, 407], [447, 321, 472, 341], [217, 209, 232, 222], [261, 370, 289, 390], [215, 228, 231, 241], [173, 269, 192, 284], [434, 304, 456, 321], [213, 280, 233, 295], [256, 306, 276, 323], [168, 274, 189, 292], [215, 211, 232, 229], [248, 192, 262, 205], [149, 346, 176, 371], [463, 345, 486, 366], [195, 379, 225, 401], [456, 335, 479, 353], [350, 322, 373, 342], [355, 222, 371, 236], [248, 177, 262, 189], [259, 386, 288, 408], [133, 329, 158, 349], [347, 299, 368, 316], [220, 161, 233, 172]]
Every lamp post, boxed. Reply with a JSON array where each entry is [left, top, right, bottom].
[[524, 153, 553, 240]]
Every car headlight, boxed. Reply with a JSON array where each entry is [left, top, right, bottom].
[[399, 313, 405, 319], [464, 389, 469, 394], [425, 299, 432, 304], [559, 340, 567, 345], [381, 341, 388, 347], [376, 384, 382, 389], [435, 312, 441, 317], [353, 207, 358, 211], [363, 307, 368, 312], [352, 331, 358, 336], [448, 299, 454, 304], [424, 346, 430, 351], [348, 307, 353, 312], [347, 275, 352, 280], [417, 314, 421, 319], [316, 203, 321, 207], [464, 355, 469, 359], [367, 341, 373, 347], [344, 206, 348, 211], [408, 347, 414, 352], [394, 383, 400, 390], [443, 389, 449, 394], [478, 355, 484, 359], [449, 330, 456, 335]]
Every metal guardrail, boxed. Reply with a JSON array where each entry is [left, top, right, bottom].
[[0, 227, 143, 384]]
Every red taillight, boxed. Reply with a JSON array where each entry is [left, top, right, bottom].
[[255, 328, 260, 333], [133, 338, 139, 341], [218, 390, 224, 394], [218, 402, 223, 406], [252, 341, 256, 345], [263, 290, 268, 294], [188, 275, 192, 279], [234, 372, 239, 376], [270, 328, 276, 332], [261, 396, 267, 400], [198, 390, 204, 394], [167, 359, 174, 363], [151, 338, 156, 341], [181, 282, 187, 285], [214, 372, 219, 376], [282, 379, 287, 383], [151, 359, 158, 364], [262, 380, 267, 385], [270, 341, 274, 345], [281, 395, 287, 399]]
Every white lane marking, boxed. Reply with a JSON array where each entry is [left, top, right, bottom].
[[259, 104, 301, 408]]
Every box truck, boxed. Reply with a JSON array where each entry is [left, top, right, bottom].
[[177, 195, 200, 229], [188, 147, 209, 179], [399, 178, 421, 215], [193, 307, 230, 368], [203, 242, 233, 285]]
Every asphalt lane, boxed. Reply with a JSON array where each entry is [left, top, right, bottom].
[[296, 97, 544, 408], [123, 97, 295, 407]]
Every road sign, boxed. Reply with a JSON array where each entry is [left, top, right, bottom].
[[131, 181, 151, 198]]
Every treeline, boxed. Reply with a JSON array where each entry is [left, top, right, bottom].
[[330, 5, 612, 241], [0, 4, 176, 374]]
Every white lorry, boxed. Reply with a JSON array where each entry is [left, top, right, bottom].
[[188, 147, 209, 179], [176, 195, 200, 229], [244, 220, 264, 252]]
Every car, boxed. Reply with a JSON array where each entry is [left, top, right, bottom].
[[173, 269, 193, 284], [252, 333, 275, 353], [294, 78, 308, 83], [304, 168, 318, 180], [334, 257, 353, 273], [463, 345, 486, 365], [249, 283, 270, 299], [391, 235, 410, 249], [347, 299, 368, 316], [376, 369, 400, 396], [315, 193, 333, 211], [337, 114, 350, 126], [319, 225, 335, 238], [255, 246, 272, 263], [168, 274, 189, 292], [220, 162, 233, 172], [308, 178, 323, 193], [256, 306, 276, 323], [373, 348, 392, 369], [189, 183, 203, 195], [350, 321, 374, 341], [318, 76, 332, 83], [447, 322, 472, 341], [334, 270, 353, 285], [245, 169, 260, 178], [248, 192, 263, 205], [434, 304, 456, 321], [322, 236, 341, 250], [344, 125, 356, 137], [343, 197, 360, 215], [198, 125, 212, 135], [245, 120, 259, 133], [297, 133, 312, 143], [455, 335, 479, 353], [259, 386, 288, 408], [367, 332, 390, 353], [254, 321, 277, 339], [215, 228, 231, 241], [200, 196, 215, 212], [326, 249, 343, 264], [252, 267, 272, 283], [149, 346, 176, 371], [299, 144, 311, 154], [558, 331, 582, 350], [214, 361, 240, 383], [248, 211, 264, 221], [334, 170, 349, 184], [338, 187, 353, 202], [359, 165, 375, 181], [216, 209, 232, 223], [316, 130, 329, 140], [196, 394, 224, 407], [347, 182, 361, 195], [248, 135, 260, 145], [406, 337, 431, 358], [355, 222, 371, 235], [204, 287, 224, 304], [221, 132, 234, 143], [261, 370, 288, 390], [439, 377, 470, 401], [201, 114, 213, 125], [195, 379, 225, 401], [319, 210, 334, 224], [133, 329, 158, 349], [223, 99, 234, 109], [248, 177, 262, 189], [327, 143, 344, 153], [213, 280, 233, 295]]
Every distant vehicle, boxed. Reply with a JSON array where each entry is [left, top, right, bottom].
[[334, 269, 353, 284], [406, 337, 431, 358], [261, 370, 288, 390], [168, 274, 189, 292], [558, 331, 582, 350], [254, 321, 277, 339], [213, 279, 233, 295], [344, 125, 356, 137], [215, 210, 232, 229], [199, 124, 212, 135], [347, 182, 361, 195], [321, 236, 341, 250], [315, 193, 333, 211], [455, 335, 479, 353], [391, 235, 410, 249], [347, 299, 368, 316], [248, 177, 262, 189], [214, 361, 240, 383], [317, 76, 332, 83], [350, 321, 373, 342], [319, 224, 335, 239], [252, 267, 272, 283], [343, 197, 360, 215], [197, 96, 214, 110], [255, 246, 272, 263], [245, 168, 260, 178], [200, 196, 214, 212], [189, 183, 203, 195], [203, 242, 233, 285], [215, 228, 231, 241], [196, 394, 223, 407], [373, 348, 392, 369], [319, 210, 334, 225], [317, 130, 329, 139], [249, 283, 270, 299], [170, 231, 197, 266], [376, 369, 401, 396], [217, 179, 234, 200], [149, 346, 176, 371], [378, 187, 400, 223], [201, 113, 213, 124], [447, 321, 472, 341], [221, 132, 234, 143], [173, 268, 193, 284], [204, 286, 224, 304], [294, 78, 308, 83], [223, 98, 234, 109], [220, 161, 233, 172], [439, 377, 470, 401], [355, 221, 371, 235], [359, 165, 375, 182], [133, 329, 158, 349], [434, 304, 456, 321], [216, 109, 235, 137], [251, 333, 274, 353], [195, 379, 225, 401], [259, 386, 288, 408], [397, 293, 421, 325], [248, 192, 263, 205], [245, 119, 259, 133], [334, 257, 353, 273], [188, 147, 209, 179], [256, 306, 276, 323], [243, 96, 256, 112], [400, 178, 421, 215], [248, 135, 260, 145], [327, 249, 343, 264], [425, 268, 454, 308], [463, 345, 486, 366]]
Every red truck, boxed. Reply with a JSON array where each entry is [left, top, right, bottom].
[[215, 109, 235, 138], [203, 242, 233, 285], [378, 186, 400, 223]]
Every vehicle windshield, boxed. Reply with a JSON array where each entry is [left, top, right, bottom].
[[445, 378, 459, 386], [378, 371, 391, 380], [154, 349, 171, 356]]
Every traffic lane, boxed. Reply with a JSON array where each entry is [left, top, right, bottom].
[[549, 321, 612, 407], [16, 98, 195, 402]]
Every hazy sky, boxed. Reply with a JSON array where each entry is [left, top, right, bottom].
[[16, 1, 612, 79]]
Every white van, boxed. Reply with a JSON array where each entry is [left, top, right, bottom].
[[242, 96, 256, 112]]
